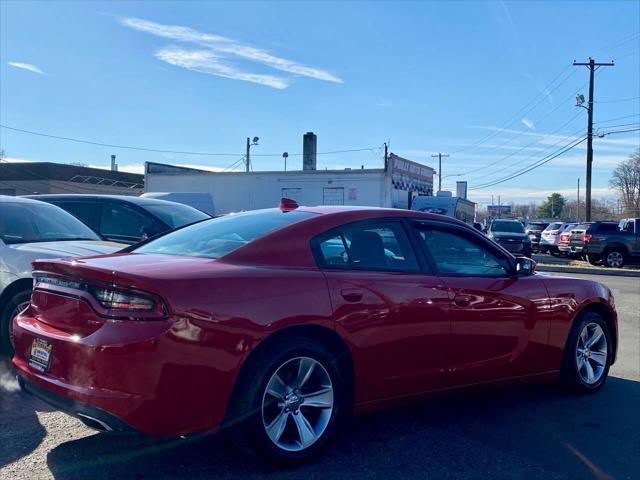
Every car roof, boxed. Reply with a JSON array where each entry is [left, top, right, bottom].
[[23, 194, 192, 208], [0, 194, 50, 205]]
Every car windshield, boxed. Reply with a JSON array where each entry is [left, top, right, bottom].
[[526, 223, 548, 231], [135, 209, 316, 259], [543, 222, 563, 232], [0, 200, 100, 244], [142, 203, 210, 228], [490, 221, 524, 233]]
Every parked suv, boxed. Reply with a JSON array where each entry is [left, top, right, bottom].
[[583, 218, 640, 268], [558, 223, 593, 258], [27, 195, 210, 244], [486, 219, 532, 257], [524, 221, 550, 253], [540, 222, 577, 255]]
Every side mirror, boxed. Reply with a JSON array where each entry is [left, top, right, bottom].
[[515, 257, 536, 276]]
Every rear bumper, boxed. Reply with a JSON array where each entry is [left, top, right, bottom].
[[12, 312, 239, 437], [18, 374, 137, 433]]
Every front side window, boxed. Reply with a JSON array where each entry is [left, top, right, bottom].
[[316, 221, 420, 272], [136, 209, 316, 259], [0, 201, 100, 244], [100, 203, 157, 239], [417, 227, 508, 276]]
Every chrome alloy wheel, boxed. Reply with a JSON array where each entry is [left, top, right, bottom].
[[262, 357, 334, 452], [9, 300, 29, 349], [606, 251, 624, 268], [576, 322, 608, 384]]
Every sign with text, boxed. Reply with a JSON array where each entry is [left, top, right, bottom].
[[389, 153, 434, 195]]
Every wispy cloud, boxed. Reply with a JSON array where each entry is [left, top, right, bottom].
[[119, 17, 342, 88], [521, 117, 535, 129], [155, 46, 289, 89], [7, 62, 45, 75]]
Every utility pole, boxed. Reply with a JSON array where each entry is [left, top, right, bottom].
[[573, 57, 614, 221], [384, 142, 388, 170], [245, 137, 251, 172], [498, 195, 502, 219], [431, 153, 449, 192], [577, 178, 580, 222]]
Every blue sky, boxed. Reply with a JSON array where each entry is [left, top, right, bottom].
[[1, 1, 639, 204]]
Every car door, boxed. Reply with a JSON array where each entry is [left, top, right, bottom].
[[312, 219, 451, 402], [411, 221, 552, 386]]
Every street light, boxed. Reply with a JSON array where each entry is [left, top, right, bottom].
[[282, 152, 289, 171], [245, 136, 259, 172]]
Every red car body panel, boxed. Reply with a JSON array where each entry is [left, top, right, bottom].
[[12, 207, 618, 437]]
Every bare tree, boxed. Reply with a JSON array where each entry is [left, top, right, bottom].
[[610, 149, 640, 217]]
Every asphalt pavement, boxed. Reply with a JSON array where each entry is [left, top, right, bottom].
[[1, 273, 638, 480]]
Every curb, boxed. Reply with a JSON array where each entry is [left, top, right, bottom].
[[537, 264, 640, 277]]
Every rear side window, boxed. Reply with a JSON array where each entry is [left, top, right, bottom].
[[315, 221, 419, 272], [592, 223, 619, 233], [143, 203, 209, 228]]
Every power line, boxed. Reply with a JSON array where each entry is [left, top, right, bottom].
[[470, 136, 588, 190], [595, 113, 640, 124], [595, 96, 640, 104], [462, 111, 584, 179], [0, 124, 380, 158], [450, 65, 576, 154]]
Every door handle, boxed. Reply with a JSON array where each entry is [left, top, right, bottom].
[[341, 288, 363, 302], [453, 294, 471, 307]]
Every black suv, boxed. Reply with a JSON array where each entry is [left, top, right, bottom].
[[26, 194, 210, 244], [524, 221, 550, 253], [486, 219, 532, 257]]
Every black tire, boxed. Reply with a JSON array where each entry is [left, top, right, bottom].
[[586, 254, 602, 266], [602, 248, 625, 268], [224, 335, 347, 466], [560, 311, 612, 393], [0, 289, 31, 356]]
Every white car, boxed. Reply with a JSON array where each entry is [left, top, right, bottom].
[[0, 196, 125, 354]]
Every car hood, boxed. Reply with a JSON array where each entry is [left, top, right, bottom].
[[7, 240, 125, 258], [490, 232, 528, 240]]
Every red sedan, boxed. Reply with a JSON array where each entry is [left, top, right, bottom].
[[13, 202, 617, 464]]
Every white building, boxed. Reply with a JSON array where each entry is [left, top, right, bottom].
[[144, 152, 434, 215]]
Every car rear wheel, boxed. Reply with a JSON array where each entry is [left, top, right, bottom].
[[225, 336, 346, 465], [1, 289, 31, 355], [561, 311, 612, 393], [603, 249, 625, 268]]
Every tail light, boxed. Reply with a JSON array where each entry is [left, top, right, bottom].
[[33, 274, 166, 320], [559, 233, 571, 244], [583, 233, 592, 243]]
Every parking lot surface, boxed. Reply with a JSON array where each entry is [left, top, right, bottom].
[[1, 273, 638, 480]]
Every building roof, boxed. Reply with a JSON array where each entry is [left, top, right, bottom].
[[0, 162, 143, 185]]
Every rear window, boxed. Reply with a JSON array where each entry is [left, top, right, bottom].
[[543, 222, 563, 231], [142, 203, 210, 228], [134, 209, 316, 259]]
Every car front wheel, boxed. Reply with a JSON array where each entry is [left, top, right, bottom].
[[225, 336, 346, 465], [561, 311, 612, 392]]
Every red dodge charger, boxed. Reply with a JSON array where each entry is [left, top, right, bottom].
[[13, 202, 617, 464]]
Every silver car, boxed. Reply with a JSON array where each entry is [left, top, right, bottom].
[[0, 196, 124, 354]]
